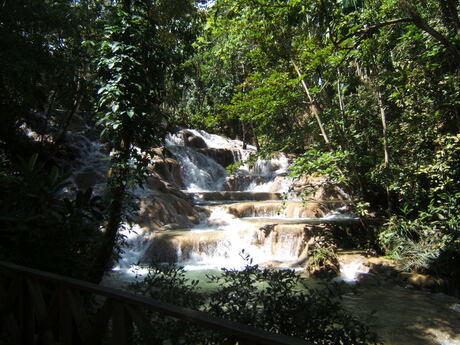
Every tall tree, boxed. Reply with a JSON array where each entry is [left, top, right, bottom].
[[91, 0, 198, 282]]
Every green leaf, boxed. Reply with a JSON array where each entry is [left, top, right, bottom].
[[28, 153, 38, 171]]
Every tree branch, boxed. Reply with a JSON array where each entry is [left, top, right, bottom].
[[400, 0, 460, 61], [445, 0, 460, 40], [336, 18, 412, 45]]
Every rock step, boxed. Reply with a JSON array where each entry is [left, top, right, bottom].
[[226, 201, 351, 219], [241, 217, 360, 225], [200, 199, 351, 208], [187, 191, 284, 201]]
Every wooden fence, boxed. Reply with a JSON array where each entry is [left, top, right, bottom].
[[0, 261, 311, 345]]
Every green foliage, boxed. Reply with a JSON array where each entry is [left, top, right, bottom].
[[307, 247, 340, 277], [130, 257, 380, 345], [380, 193, 460, 275], [0, 154, 104, 280], [379, 135, 460, 277], [182, 0, 460, 283], [290, 149, 350, 184], [129, 264, 206, 344]]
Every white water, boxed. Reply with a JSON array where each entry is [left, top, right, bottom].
[[153, 129, 304, 270], [335, 258, 370, 283], [108, 129, 299, 275], [165, 132, 228, 191], [171, 206, 303, 270], [59, 128, 351, 275]]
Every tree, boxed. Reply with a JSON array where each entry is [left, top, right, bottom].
[[91, 0, 199, 282]]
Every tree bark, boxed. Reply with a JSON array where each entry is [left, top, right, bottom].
[[336, 70, 346, 133], [291, 60, 331, 146], [376, 89, 392, 214], [439, 0, 460, 41], [89, 145, 130, 283], [355, 60, 393, 213], [376, 90, 390, 170], [400, 0, 460, 62]]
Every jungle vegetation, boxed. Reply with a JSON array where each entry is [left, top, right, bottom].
[[0, 0, 459, 342]]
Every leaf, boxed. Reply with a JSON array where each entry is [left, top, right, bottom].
[[28, 153, 39, 172], [49, 166, 59, 186]]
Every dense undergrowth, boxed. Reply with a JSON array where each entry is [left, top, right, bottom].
[[129, 260, 380, 345]]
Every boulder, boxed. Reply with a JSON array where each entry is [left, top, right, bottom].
[[400, 272, 444, 290], [196, 147, 238, 167], [136, 192, 202, 232], [187, 135, 207, 149], [180, 130, 207, 149], [291, 175, 350, 201], [150, 157, 184, 188]]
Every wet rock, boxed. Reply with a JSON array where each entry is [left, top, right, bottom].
[[146, 174, 189, 200], [150, 157, 184, 188], [400, 273, 442, 290], [285, 225, 340, 279], [223, 175, 266, 191], [363, 257, 399, 276], [187, 135, 207, 149], [137, 192, 201, 231], [291, 175, 350, 200], [259, 224, 276, 237], [180, 130, 207, 149], [227, 201, 326, 218], [194, 191, 283, 202], [357, 272, 381, 286], [143, 230, 228, 263], [196, 147, 239, 167]]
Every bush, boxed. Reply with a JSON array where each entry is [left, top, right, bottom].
[[379, 193, 460, 277], [130, 257, 380, 345], [0, 154, 104, 280]]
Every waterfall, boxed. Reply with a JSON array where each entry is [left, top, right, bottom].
[[133, 128, 350, 271], [95, 128, 357, 274]]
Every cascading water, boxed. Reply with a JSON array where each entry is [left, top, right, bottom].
[[164, 139, 227, 191], [147, 129, 307, 270], [59, 126, 459, 345], [107, 128, 363, 273]]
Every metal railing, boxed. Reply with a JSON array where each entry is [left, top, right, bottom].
[[0, 261, 311, 345]]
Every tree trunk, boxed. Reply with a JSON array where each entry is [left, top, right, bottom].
[[376, 89, 392, 214], [355, 60, 393, 214], [337, 69, 346, 133], [291, 60, 331, 146], [439, 0, 460, 41], [89, 146, 130, 283], [400, 0, 460, 62], [249, 121, 260, 150]]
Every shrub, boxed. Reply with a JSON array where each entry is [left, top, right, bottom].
[[130, 257, 380, 345]]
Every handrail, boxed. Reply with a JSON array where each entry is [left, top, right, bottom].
[[0, 261, 312, 345]]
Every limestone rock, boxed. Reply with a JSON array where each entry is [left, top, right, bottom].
[[136, 192, 201, 232], [400, 272, 444, 290], [363, 257, 399, 277], [196, 147, 239, 167], [150, 157, 184, 188], [227, 201, 326, 218], [180, 129, 207, 149], [291, 175, 350, 201]]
